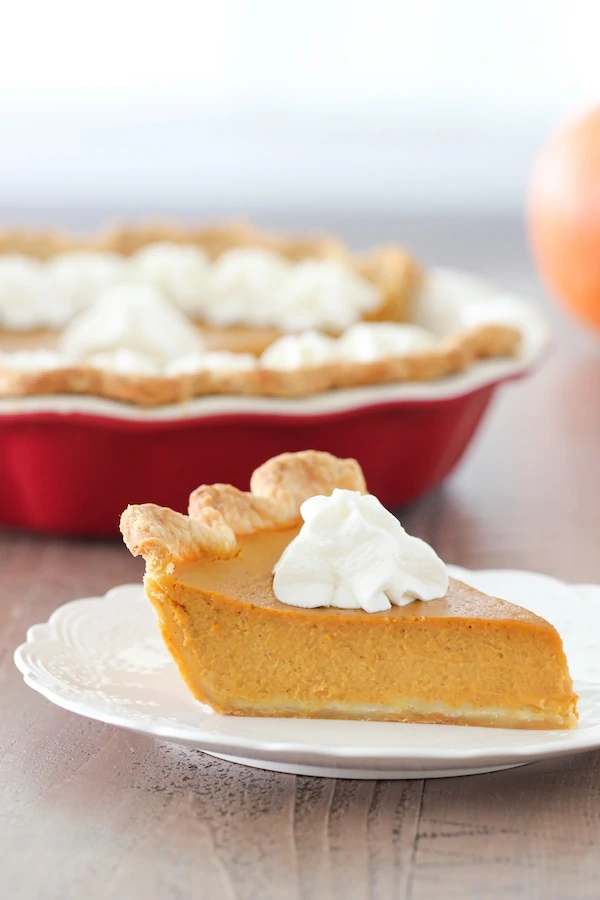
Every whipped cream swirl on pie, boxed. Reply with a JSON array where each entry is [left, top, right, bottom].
[[193, 250, 382, 332], [60, 284, 204, 365], [336, 322, 437, 361], [203, 249, 291, 327], [260, 322, 436, 370], [0, 244, 385, 334], [0, 255, 62, 330], [273, 489, 448, 613], [165, 350, 257, 375], [47, 251, 126, 316], [259, 330, 338, 369], [273, 259, 382, 332], [0, 252, 127, 330], [127, 242, 212, 315]]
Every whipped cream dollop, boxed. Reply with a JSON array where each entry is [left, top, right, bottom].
[[205, 248, 291, 327], [260, 322, 436, 370], [274, 259, 382, 332], [0, 252, 128, 331], [0, 255, 62, 330], [273, 489, 448, 613], [164, 350, 257, 376], [336, 322, 436, 361], [127, 242, 211, 315], [260, 330, 338, 370], [85, 348, 161, 376], [0, 243, 384, 334], [60, 285, 204, 365], [118, 245, 383, 332], [47, 251, 126, 317]]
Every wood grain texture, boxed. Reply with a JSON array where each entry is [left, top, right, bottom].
[[1, 215, 600, 900]]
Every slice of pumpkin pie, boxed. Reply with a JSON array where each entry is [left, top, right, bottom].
[[120, 451, 578, 729]]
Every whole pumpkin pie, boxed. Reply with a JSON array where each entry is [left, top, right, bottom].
[[0, 221, 522, 406], [120, 451, 577, 729]]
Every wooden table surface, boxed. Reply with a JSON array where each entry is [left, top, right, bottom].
[[1, 216, 600, 899]]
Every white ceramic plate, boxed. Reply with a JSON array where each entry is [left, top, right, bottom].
[[14, 567, 600, 779]]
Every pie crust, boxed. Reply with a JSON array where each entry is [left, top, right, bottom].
[[0, 321, 518, 406]]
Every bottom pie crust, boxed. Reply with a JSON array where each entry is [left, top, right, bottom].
[[195, 697, 577, 730]]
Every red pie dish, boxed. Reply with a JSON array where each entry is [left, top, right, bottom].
[[0, 266, 549, 535]]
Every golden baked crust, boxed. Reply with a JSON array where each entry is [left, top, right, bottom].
[[90, 219, 261, 260], [0, 227, 73, 259], [121, 450, 364, 568], [358, 245, 421, 323], [0, 322, 520, 406], [121, 502, 238, 570], [189, 449, 365, 535]]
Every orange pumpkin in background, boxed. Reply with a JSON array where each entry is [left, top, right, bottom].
[[528, 104, 600, 332]]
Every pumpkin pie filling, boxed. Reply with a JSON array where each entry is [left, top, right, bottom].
[[121, 451, 578, 729]]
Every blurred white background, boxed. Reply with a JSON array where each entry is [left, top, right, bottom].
[[0, 0, 598, 217]]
